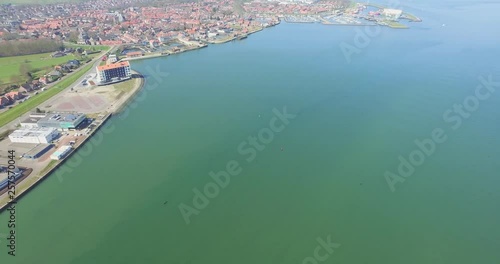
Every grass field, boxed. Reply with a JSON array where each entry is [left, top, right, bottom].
[[0, 64, 93, 127], [0, 44, 108, 86], [0, 52, 78, 85]]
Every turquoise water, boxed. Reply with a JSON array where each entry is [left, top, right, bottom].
[[1, 1, 500, 263]]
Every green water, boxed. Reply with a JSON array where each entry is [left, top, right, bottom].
[[1, 1, 500, 263]]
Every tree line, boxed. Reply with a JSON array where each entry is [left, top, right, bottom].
[[0, 39, 64, 57]]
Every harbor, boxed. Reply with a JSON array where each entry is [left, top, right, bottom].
[[281, 2, 422, 29]]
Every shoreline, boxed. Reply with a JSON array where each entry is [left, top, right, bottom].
[[0, 71, 145, 212], [0, 114, 113, 212], [0, 13, 411, 211], [112, 70, 145, 114], [0, 24, 265, 210], [123, 26, 267, 60]]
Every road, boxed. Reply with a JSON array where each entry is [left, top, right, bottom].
[[0, 46, 117, 134]]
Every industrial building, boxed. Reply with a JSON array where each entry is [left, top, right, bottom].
[[21, 112, 86, 130], [9, 127, 60, 144], [20, 115, 43, 128], [96, 61, 132, 84], [50, 145, 72, 160], [38, 113, 86, 130], [22, 144, 54, 159]]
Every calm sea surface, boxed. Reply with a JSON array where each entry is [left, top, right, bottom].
[[1, 0, 500, 263]]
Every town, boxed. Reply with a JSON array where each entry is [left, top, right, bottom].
[[0, 0, 421, 107]]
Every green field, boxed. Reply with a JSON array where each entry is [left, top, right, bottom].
[[0, 52, 78, 85], [0, 64, 93, 127], [0, 44, 108, 87]]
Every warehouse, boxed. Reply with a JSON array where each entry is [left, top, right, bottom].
[[20, 116, 43, 128], [22, 144, 54, 159], [37, 113, 86, 130], [50, 145, 72, 160], [9, 127, 60, 144]]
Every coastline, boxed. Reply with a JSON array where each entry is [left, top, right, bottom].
[[0, 71, 145, 212], [0, 114, 112, 213], [0, 15, 406, 211], [0, 11, 419, 210], [122, 27, 267, 61], [0, 23, 273, 211], [112, 70, 145, 114]]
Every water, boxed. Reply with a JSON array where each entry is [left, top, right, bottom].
[[1, 1, 500, 263]]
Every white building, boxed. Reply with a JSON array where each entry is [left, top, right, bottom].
[[107, 54, 118, 64], [50, 145, 72, 160], [20, 116, 42, 128], [383, 9, 403, 20], [96, 61, 132, 84], [9, 127, 60, 144]]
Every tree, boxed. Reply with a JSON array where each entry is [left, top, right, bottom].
[[10, 75, 23, 84], [68, 31, 79, 43], [0, 39, 63, 57], [19, 63, 34, 81]]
